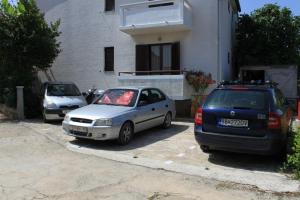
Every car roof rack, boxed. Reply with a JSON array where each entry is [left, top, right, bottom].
[[218, 80, 278, 88]]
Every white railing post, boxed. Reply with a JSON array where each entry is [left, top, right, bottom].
[[16, 86, 25, 120]]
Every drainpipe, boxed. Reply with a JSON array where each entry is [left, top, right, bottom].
[[217, 0, 222, 82]]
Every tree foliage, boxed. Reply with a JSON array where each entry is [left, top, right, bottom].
[[236, 4, 300, 67], [0, 0, 60, 107]]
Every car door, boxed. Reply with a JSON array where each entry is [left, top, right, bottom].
[[134, 90, 157, 132], [148, 89, 168, 125]]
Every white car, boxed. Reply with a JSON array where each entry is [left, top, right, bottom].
[[42, 82, 87, 122], [63, 87, 176, 145]]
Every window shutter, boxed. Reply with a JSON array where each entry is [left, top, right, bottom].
[[171, 42, 180, 74], [105, 47, 114, 72], [136, 45, 150, 75]]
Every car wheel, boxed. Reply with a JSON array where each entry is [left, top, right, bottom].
[[118, 122, 133, 145], [162, 112, 172, 129], [42, 109, 49, 123]]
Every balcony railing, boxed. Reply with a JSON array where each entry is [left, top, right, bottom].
[[119, 0, 192, 35], [118, 70, 187, 76]]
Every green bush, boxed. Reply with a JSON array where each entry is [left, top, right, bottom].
[[286, 130, 300, 179]]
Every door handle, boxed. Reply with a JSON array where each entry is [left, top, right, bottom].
[[152, 108, 155, 111], [165, 105, 169, 108]]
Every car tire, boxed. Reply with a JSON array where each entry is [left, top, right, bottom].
[[118, 122, 133, 145], [162, 112, 172, 129]]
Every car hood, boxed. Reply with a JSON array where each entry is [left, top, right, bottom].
[[46, 96, 87, 107], [67, 104, 133, 119]]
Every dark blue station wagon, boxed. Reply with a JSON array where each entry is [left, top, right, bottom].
[[194, 81, 293, 155]]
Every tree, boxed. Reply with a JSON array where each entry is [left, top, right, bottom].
[[0, 0, 60, 108], [236, 4, 300, 67]]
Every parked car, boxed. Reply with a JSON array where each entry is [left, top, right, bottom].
[[42, 82, 87, 122], [62, 87, 176, 145], [194, 81, 293, 155]]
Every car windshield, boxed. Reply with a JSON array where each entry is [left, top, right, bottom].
[[47, 84, 81, 96], [205, 89, 267, 110], [94, 89, 138, 107]]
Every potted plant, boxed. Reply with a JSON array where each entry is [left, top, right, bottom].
[[185, 70, 216, 117]]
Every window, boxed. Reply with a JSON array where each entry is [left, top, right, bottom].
[[95, 89, 138, 107], [104, 47, 114, 72], [205, 90, 267, 110], [149, 2, 174, 8], [105, 0, 115, 12], [136, 43, 180, 75], [47, 84, 81, 97], [138, 89, 166, 106], [149, 89, 166, 103], [150, 44, 172, 72]]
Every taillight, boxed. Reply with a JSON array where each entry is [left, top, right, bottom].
[[268, 112, 281, 129], [195, 108, 203, 125]]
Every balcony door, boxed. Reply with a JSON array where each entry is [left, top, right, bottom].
[[136, 42, 180, 75]]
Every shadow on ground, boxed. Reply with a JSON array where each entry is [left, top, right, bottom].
[[207, 150, 283, 173], [69, 124, 189, 151]]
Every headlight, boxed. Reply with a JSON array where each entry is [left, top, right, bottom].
[[64, 114, 70, 122], [94, 119, 112, 126]]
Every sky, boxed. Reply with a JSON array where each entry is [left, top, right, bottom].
[[240, 0, 300, 16]]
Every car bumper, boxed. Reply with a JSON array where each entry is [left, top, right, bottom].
[[62, 121, 121, 140], [44, 109, 75, 120], [194, 126, 285, 155]]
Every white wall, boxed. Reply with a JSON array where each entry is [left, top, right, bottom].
[[36, 0, 236, 97], [219, 0, 236, 81]]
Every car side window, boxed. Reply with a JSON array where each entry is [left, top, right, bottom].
[[138, 90, 150, 107], [149, 89, 166, 103]]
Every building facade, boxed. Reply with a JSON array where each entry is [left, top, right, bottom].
[[36, 0, 240, 101]]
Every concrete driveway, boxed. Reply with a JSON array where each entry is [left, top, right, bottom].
[[20, 120, 300, 194], [3, 120, 300, 200]]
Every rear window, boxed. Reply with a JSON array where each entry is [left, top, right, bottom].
[[204, 89, 268, 110]]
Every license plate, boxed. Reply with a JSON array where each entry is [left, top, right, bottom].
[[70, 125, 88, 133], [219, 118, 248, 128], [63, 110, 70, 114]]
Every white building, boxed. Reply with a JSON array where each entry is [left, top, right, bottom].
[[36, 0, 240, 114]]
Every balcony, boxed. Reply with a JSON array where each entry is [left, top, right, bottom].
[[119, 0, 192, 35], [117, 71, 193, 100]]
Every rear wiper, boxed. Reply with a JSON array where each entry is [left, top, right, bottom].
[[232, 107, 251, 110]]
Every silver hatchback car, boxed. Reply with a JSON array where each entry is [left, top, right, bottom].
[[62, 87, 176, 145], [42, 82, 87, 122]]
